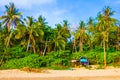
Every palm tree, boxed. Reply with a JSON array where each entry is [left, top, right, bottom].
[[36, 15, 48, 28], [14, 23, 27, 46], [74, 21, 86, 52], [52, 24, 66, 51], [0, 3, 22, 48], [61, 20, 71, 50], [61, 20, 71, 40], [0, 3, 22, 31], [24, 16, 44, 53], [87, 17, 95, 50], [114, 21, 120, 50], [36, 15, 48, 55], [96, 6, 116, 68]]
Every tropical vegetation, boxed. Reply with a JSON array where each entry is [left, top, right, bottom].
[[0, 3, 120, 69]]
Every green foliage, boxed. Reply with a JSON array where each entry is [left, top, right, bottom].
[[0, 3, 120, 70], [0, 42, 5, 59], [1, 51, 72, 70], [71, 52, 83, 60], [2, 46, 31, 61], [1, 50, 120, 69], [107, 51, 120, 64], [72, 50, 120, 65], [43, 51, 72, 68], [3, 54, 42, 69]]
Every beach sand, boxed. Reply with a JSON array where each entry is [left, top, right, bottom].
[[1, 68, 120, 80]]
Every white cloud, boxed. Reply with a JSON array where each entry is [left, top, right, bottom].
[[31, 9, 68, 27], [0, 0, 71, 27]]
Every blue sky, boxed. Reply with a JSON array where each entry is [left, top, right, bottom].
[[0, 0, 120, 29]]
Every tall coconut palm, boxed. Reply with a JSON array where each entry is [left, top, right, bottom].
[[87, 17, 95, 49], [61, 20, 71, 40], [96, 6, 116, 68], [61, 20, 71, 50], [24, 16, 44, 53], [36, 15, 48, 55], [74, 21, 86, 52], [52, 24, 66, 51]]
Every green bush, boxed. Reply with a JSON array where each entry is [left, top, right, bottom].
[[1, 49, 120, 69], [6, 46, 31, 59], [1, 51, 72, 69], [41, 50, 71, 69], [3, 54, 42, 69], [71, 50, 120, 65], [0, 46, 31, 64], [107, 51, 120, 64]]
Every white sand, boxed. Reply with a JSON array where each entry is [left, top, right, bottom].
[[0, 68, 120, 80], [1, 68, 120, 77]]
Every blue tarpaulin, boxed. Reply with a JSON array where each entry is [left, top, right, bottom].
[[80, 58, 88, 62], [79, 57, 89, 65]]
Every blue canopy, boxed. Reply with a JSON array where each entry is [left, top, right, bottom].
[[79, 57, 89, 63]]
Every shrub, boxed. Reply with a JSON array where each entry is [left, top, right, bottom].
[[41, 50, 72, 69], [2, 51, 72, 69], [3, 54, 42, 69]]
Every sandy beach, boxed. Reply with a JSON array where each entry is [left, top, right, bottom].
[[1, 68, 120, 80]]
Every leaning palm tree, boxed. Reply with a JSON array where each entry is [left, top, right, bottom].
[[0, 3, 22, 48], [24, 16, 44, 54]]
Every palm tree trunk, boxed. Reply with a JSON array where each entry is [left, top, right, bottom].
[[89, 40, 92, 50], [106, 33, 109, 50], [54, 41, 57, 51], [43, 40, 47, 56], [101, 41, 103, 48], [8, 21, 11, 32], [6, 32, 12, 48], [0, 52, 5, 66], [47, 46, 51, 52], [72, 39, 75, 52], [79, 37, 83, 52], [32, 42, 36, 54], [26, 37, 30, 52], [103, 40, 107, 69]]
